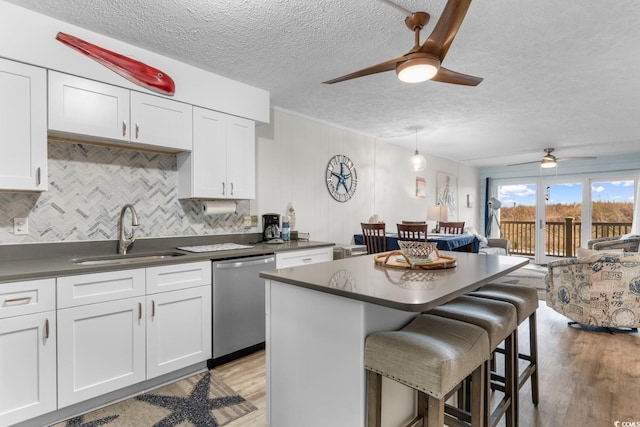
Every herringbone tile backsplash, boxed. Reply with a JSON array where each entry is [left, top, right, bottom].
[[0, 140, 251, 244]]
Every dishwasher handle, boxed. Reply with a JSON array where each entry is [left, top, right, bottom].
[[214, 256, 276, 269]]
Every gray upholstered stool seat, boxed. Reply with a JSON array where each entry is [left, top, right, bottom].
[[365, 314, 490, 427], [468, 283, 540, 421], [429, 295, 518, 427]]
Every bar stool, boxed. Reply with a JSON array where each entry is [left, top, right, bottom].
[[428, 295, 518, 427], [365, 314, 490, 427], [468, 284, 539, 421]]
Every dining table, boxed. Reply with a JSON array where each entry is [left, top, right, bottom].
[[353, 232, 480, 253], [260, 250, 528, 427]]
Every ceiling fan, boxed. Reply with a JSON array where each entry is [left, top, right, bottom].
[[323, 0, 482, 86], [509, 148, 597, 168]]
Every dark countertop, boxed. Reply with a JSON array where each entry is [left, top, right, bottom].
[[0, 233, 334, 282], [260, 251, 529, 312]]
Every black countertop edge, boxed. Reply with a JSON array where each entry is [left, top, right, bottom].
[[0, 235, 334, 283]]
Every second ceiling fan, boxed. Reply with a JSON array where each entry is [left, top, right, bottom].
[[509, 148, 597, 168], [323, 0, 482, 86]]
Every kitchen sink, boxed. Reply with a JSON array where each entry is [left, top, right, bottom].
[[69, 251, 186, 266]]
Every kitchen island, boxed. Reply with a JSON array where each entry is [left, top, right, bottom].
[[260, 251, 528, 427]]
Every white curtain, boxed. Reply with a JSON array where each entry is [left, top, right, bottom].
[[631, 176, 640, 235]]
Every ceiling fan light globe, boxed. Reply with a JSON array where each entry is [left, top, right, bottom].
[[408, 150, 427, 171], [540, 157, 557, 168], [396, 57, 440, 83]]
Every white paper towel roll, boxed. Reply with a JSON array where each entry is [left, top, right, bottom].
[[202, 200, 236, 215]]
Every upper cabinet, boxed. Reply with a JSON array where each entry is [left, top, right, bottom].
[[48, 71, 192, 153], [0, 58, 47, 192], [178, 107, 255, 199]]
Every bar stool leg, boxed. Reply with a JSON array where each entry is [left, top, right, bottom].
[[529, 311, 539, 405], [428, 395, 445, 427], [367, 371, 382, 426], [470, 363, 485, 427]]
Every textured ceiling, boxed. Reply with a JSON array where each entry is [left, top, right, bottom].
[[6, 0, 640, 167]]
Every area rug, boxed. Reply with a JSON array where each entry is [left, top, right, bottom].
[[53, 371, 257, 427], [490, 263, 548, 300]]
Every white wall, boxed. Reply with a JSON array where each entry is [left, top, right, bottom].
[[256, 108, 481, 244]]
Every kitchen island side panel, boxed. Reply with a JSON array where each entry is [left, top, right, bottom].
[[265, 279, 416, 427]]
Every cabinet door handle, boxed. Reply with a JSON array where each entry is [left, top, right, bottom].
[[122, 120, 127, 137], [151, 300, 156, 318], [45, 318, 50, 339], [135, 123, 140, 139], [302, 258, 313, 263], [230, 182, 234, 196], [222, 182, 226, 196], [138, 302, 142, 320], [36, 167, 41, 186], [5, 296, 31, 304]]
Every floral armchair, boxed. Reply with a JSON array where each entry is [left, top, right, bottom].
[[546, 252, 640, 329]]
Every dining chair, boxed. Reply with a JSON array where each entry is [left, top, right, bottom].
[[439, 221, 465, 234], [397, 223, 428, 242], [361, 223, 387, 254], [401, 220, 426, 225]]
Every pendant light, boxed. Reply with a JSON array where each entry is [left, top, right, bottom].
[[408, 129, 426, 172]]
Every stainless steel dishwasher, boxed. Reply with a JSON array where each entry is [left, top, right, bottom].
[[209, 254, 275, 366]]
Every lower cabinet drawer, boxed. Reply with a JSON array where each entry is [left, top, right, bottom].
[[0, 278, 55, 319], [146, 261, 212, 294], [57, 269, 145, 308], [276, 247, 333, 269]]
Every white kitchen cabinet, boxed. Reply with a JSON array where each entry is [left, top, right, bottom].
[[0, 58, 47, 192], [178, 107, 255, 199], [48, 71, 192, 152], [56, 261, 211, 406], [130, 91, 192, 151], [275, 246, 334, 269], [146, 261, 212, 378], [146, 286, 212, 378], [56, 268, 146, 407], [0, 279, 56, 426], [57, 296, 146, 408]]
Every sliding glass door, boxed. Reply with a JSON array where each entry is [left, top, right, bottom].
[[497, 183, 537, 258], [540, 181, 583, 263], [494, 176, 636, 264], [590, 179, 634, 239]]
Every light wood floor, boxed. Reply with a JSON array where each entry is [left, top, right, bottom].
[[211, 302, 640, 426]]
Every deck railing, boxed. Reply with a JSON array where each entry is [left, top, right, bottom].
[[501, 219, 632, 257]]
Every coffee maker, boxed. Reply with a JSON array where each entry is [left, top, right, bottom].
[[262, 213, 281, 242]]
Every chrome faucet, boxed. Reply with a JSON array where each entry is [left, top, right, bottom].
[[118, 204, 139, 254]]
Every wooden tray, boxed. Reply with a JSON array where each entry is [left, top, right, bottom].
[[374, 250, 457, 270]]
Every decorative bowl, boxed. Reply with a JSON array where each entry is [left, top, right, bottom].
[[397, 241, 437, 260]]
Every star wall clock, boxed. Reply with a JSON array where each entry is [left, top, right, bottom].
[[326, 154, 357, 202]]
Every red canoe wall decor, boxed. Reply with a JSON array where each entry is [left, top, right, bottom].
[[56, 32, 175, 96]]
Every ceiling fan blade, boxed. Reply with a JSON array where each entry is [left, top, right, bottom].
[[431, 66, 482, 86], [418, 0, 471, 61], [557, 156, 597, 161], [322, 55, 407, 84], [508, 160, 541, 167]]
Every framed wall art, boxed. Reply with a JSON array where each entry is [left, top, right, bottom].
[[436, 171, 457, 217], [415, 177, 426, 198]]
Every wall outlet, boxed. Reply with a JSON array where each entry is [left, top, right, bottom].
[[251, 215, 258, 227], [243, 216, 253, 228], [14, 217, 29, 235]]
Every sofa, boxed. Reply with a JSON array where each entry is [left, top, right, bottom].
[[478, 238, 510, 255], [587, 234, 640, 252], [464, 227, 510, 255], [545, 252, 640, 329]]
